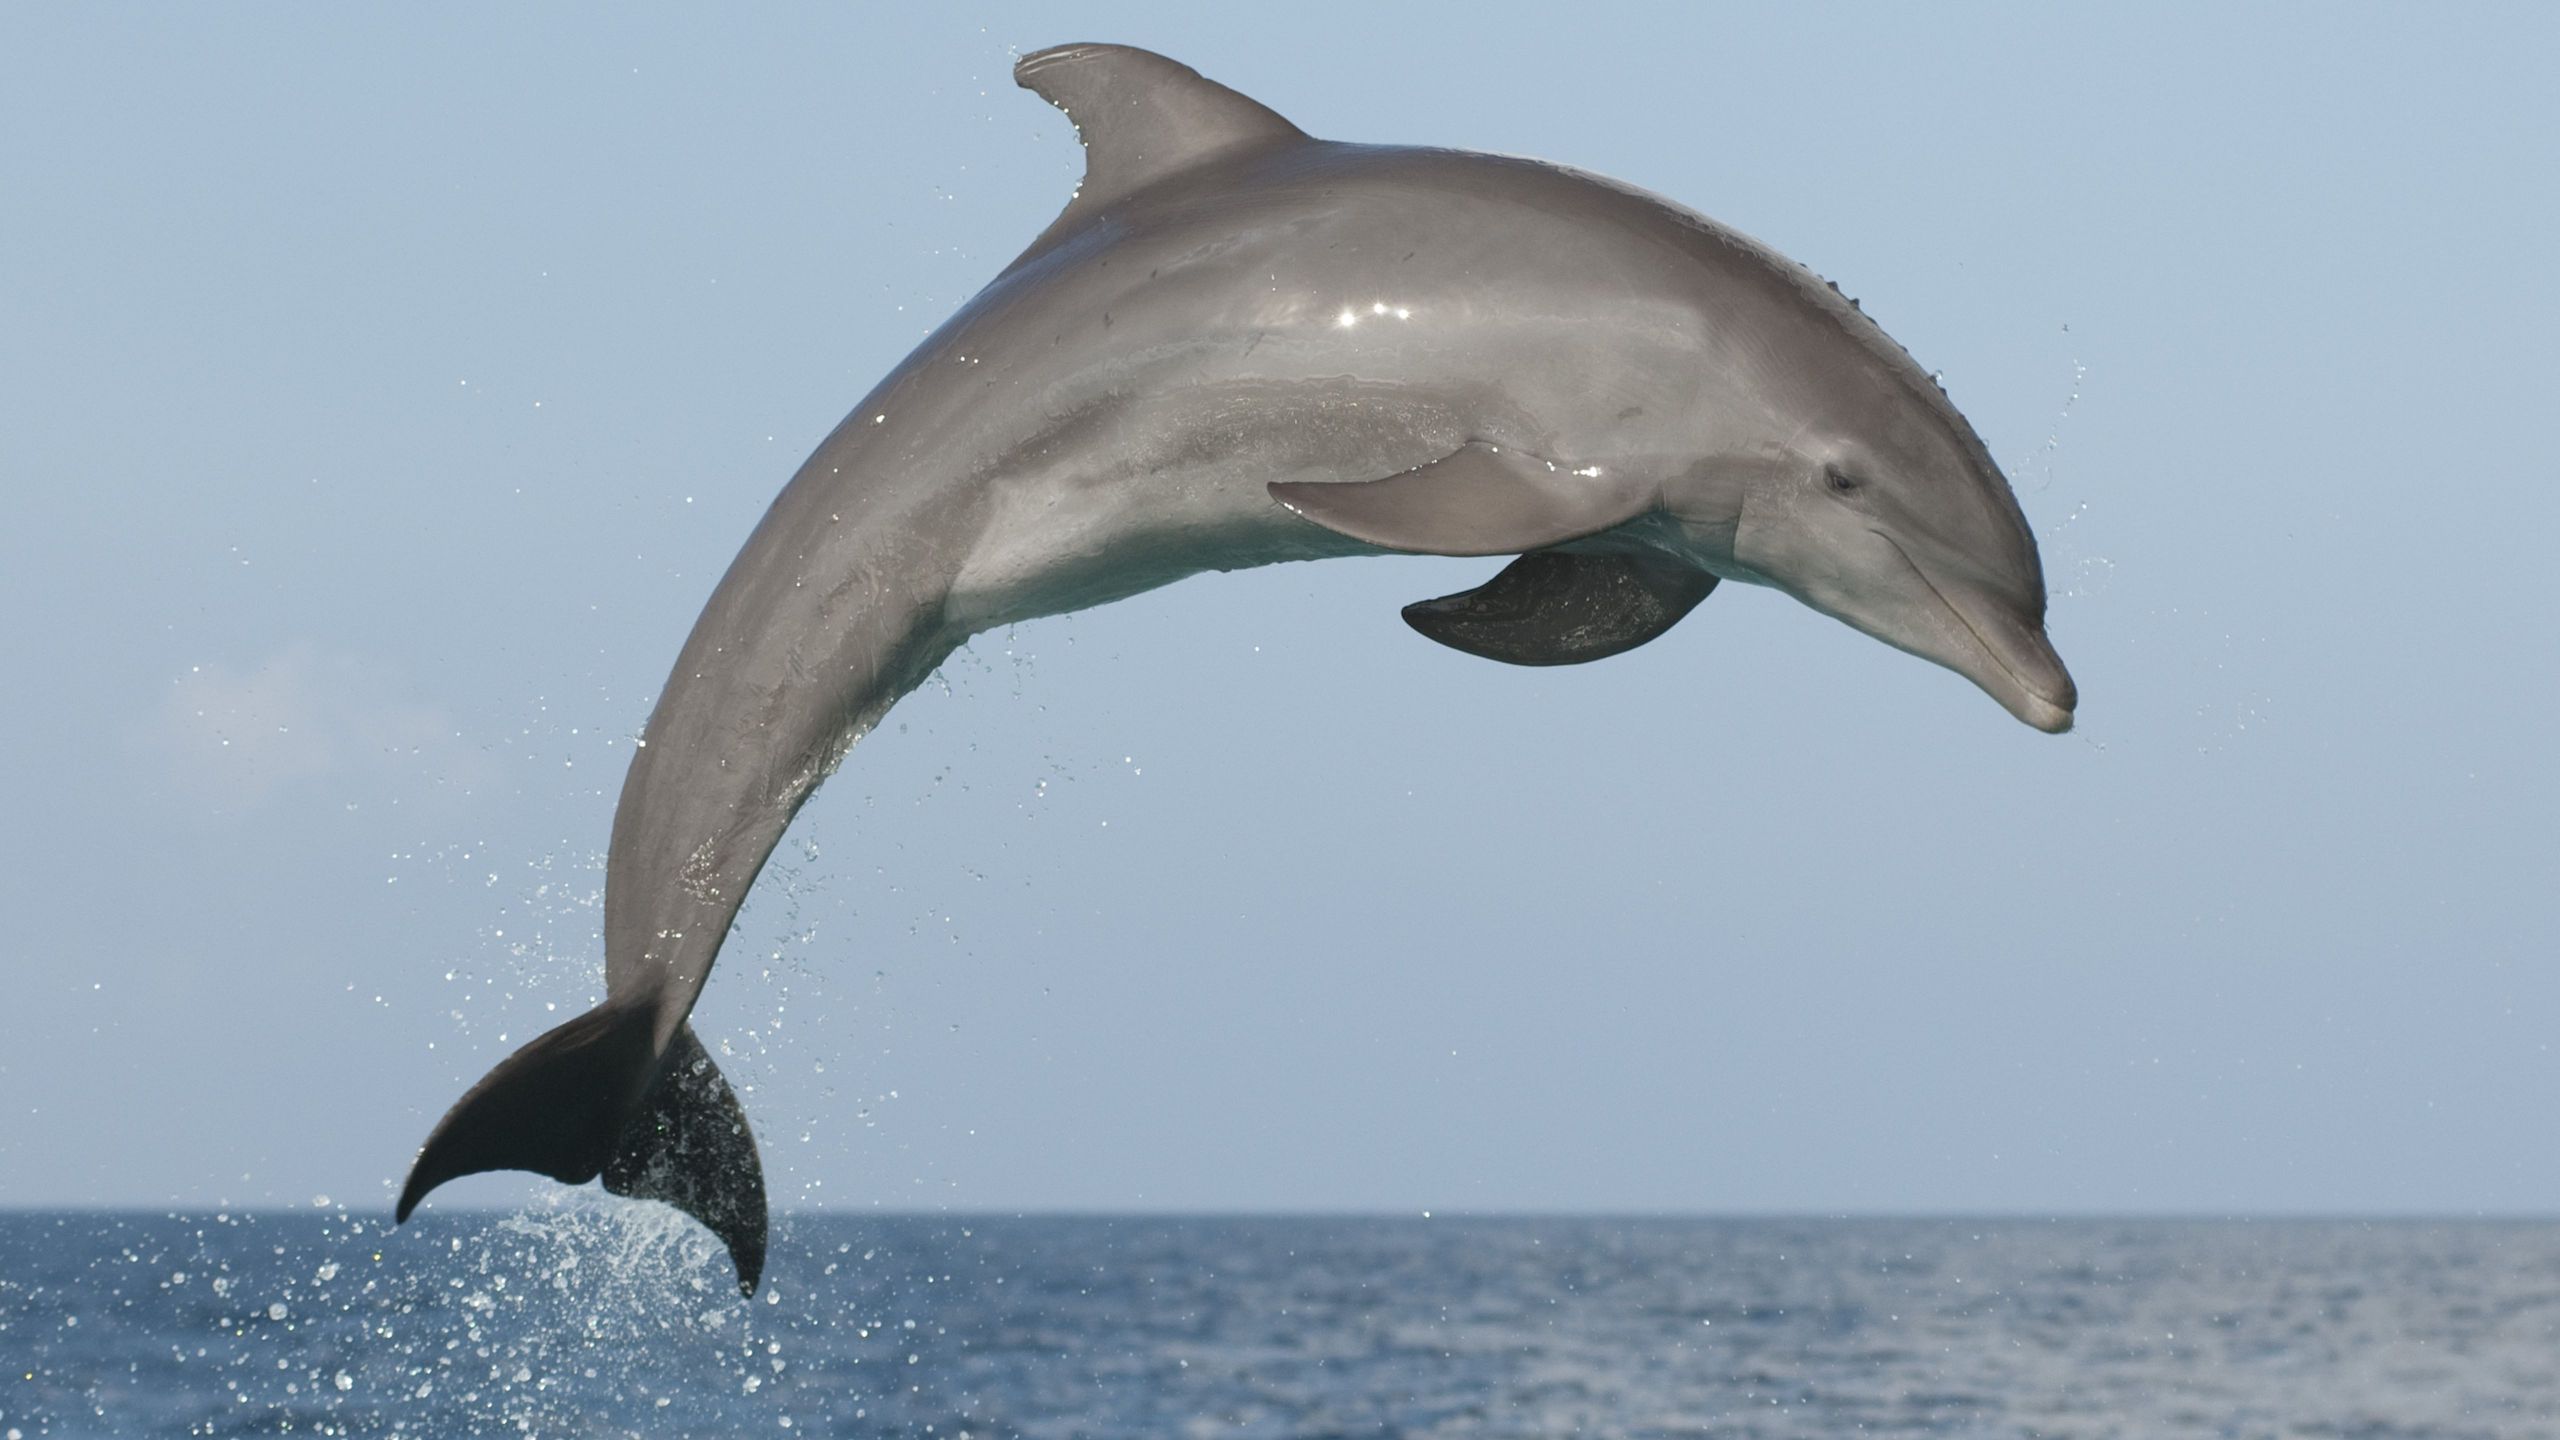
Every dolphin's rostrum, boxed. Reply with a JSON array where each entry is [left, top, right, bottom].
[[397, 43, 2076, 1293]]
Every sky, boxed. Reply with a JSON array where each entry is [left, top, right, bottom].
[[2, 4, 2554, 1218]]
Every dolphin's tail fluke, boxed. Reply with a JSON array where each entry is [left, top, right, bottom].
[[396, 1001, 770, 1295]]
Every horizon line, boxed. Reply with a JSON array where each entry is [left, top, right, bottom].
[[5, 1204, 2556, 1223]]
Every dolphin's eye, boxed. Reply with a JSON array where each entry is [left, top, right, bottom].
[[1824, 466, 1865, 496]]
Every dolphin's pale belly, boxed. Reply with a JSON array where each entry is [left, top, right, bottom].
[[945, 375, 1480, 631]]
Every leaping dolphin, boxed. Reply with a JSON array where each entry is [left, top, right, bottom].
[[397, 43, 2076, 1293]]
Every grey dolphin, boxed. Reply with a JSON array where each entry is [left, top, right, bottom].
[[397, 43, 2075, 1293]]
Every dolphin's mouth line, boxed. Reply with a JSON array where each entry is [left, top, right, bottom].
[[1874, 530, 2062, 709]]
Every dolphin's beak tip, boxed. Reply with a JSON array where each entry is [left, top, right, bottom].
[[1995, 659, 2075, 734], [2018, 676, 2075, 734]]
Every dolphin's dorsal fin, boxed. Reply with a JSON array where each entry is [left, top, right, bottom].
[[1011, 44, 1305, 263]]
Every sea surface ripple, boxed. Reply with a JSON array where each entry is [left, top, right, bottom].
[[3, 1211, 2555, 1437]]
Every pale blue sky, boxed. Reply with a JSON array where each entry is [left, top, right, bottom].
[[3, 4, 2554, 1215]]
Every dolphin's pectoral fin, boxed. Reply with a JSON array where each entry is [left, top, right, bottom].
[[1268, 443, 1657, 557], [1404, 552, 1720, 666], [603, 1024, 769, 1298], [398, 999, 655, 1217]]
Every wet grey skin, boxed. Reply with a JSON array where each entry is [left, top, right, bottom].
[[397, 43, 2076, 1294]]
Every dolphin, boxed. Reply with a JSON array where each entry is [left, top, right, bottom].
[[397, 42, 2075, 1293]]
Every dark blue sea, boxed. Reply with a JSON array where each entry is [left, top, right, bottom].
[[3, 1208, 2554, 1438]]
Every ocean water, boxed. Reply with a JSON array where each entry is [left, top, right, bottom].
[[2, 1210, 2554, 1438]]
